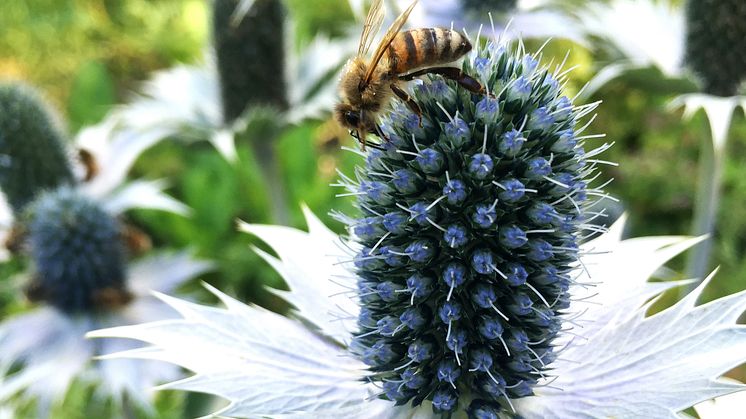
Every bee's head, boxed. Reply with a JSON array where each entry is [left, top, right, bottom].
[[335, 103, 376, 133], [335, 103, 383, 149], [334, 103, 360, 129], [335, 104, 364, 144]]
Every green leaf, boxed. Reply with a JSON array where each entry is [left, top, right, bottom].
[[67, 60, 116, 132]]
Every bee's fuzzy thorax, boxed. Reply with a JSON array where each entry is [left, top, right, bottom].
[[338, 58, 395, 114]]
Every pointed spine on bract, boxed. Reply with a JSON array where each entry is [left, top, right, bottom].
[[212, 0, 289, 123], [338, 38, 607, 417], [26, 187, 129, 314], [685, 0, 746, 96], [0, 83, 75, 214]]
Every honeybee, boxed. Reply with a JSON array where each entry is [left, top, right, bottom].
[[335, 0, 485, 149]]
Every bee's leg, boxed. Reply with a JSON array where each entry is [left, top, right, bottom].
[[350, 129, 366, 151], [400, 67, 486, 95], [358, 131, 367, 151], [352, 129, 385, 151], [373, 123, 390, 144], [390, 84, 422, 127]]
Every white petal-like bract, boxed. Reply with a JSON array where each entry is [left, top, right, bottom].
[[0, 253, 210, 413], [669, 94, 746, 154], [516, 265, 746, 418], [695, 379, 746, 419], [239, 207, 360, 344], [127, 251, 214, 296], [101, 179, 190, 216], [0, 309, 94, 409], [578, 0, 684, 77], [76, 119, 173, 200], [89, 285, 373, 418], [89, 213, 746, 418]]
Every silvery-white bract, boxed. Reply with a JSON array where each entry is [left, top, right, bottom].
[[0, 251, 212, 413], [90, 208, 746, 418], [576, 0, 686, 96]]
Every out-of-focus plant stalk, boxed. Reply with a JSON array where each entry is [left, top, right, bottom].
[[681, 0, 746, 292], [213, 0, 290, 225], [671, 94, 743, 297], [685, 132, 724, 289]]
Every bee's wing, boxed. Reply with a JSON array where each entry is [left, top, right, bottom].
[[362, 0, 418, 88], [358, 0, 385, 57]]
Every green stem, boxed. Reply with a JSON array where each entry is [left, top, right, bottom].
[[252, 137, 290, 225], [121, 392, 137, 419], [683, 131, 724, 295]]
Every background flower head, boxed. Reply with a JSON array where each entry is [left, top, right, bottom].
[[0, 82, 211, 414], [0, 83, 75, 214]]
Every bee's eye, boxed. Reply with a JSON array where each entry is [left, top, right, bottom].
[[344, 111, 361, 127]]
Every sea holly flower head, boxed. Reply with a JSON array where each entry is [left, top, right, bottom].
[[0, 82, 186, 263], [89, 211, 746, 418], [0, 82, 209, 413], [0, 186, 210, 413], [90, 37, 746, 418], [337, 38, 593, 415], [25, 187, 128, 314], [0, 84, 74, 213], [684, 0, 746, 97]]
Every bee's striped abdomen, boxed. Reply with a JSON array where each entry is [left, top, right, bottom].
[[386, 28, 472, 75]]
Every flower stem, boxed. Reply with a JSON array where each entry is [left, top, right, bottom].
[[122, 393, 137, 419], [684, 130, 724, 294], [252, 137, 289, 225]]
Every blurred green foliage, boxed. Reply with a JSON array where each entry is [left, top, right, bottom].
[[1, 0, 746, 416]]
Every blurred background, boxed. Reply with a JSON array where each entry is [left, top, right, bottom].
[[1, 0, 745, 417]]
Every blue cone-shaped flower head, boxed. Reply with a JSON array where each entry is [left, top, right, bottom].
[[26, 187, 129, 314], [344, 40, 594, 415], [0, 83, 75, 214]]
